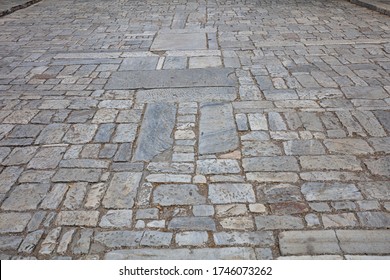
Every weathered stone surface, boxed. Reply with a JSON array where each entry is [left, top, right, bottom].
[[147, 162, 194, 174], [300, 155, 362, 171], [0, 235, 23, 251], [176, 231, 208, 246], [1, 184, 50, 211], [105, 248, 255, 260], [214, 231, 274, 246], [220, 216, 254, 230], [208, 183, 255, 204], [199, 102, 239, 155], [27, 147, 66, 169], [2, 146, 37, 165], [255, 215, 304, 230], [151, 32, 207, 51], [193, 205, 214, 216], [284, 140, 325, 155], [0, 213, 31, 233], [153, 184, 206, 206], [56, 211, 99, 226], [103, 172, 142, 209], [52, 168, 102, 182], [279, 230, 341, 255], [57, 228, 76, 254], [120, 57, 159, 71], [0, 166, 23, 193], [270, 201, 309, 215], [40, 184, 68, 210], [133, 103, 176, 161], [322, 213, 358, 228], [168, 217, 216, 231], [243, 156, 299, 172], [63, 182, 87, 210], [136, 208, 159, 220], [261, 184, 303, 203], [301, 182, 363, 201], [18, 230, 44, 253], [336, 230, 390, 254], [215, 204, 248, 217], [73, 229, 93, 255], [85, 183, 107, 209], [136, 87, 237, 103], [368, 137, 390, 153], [357, 212, 390, 228], [358, 181, 390, 200], [94, 231, 143, 248], [63, 124, 98, 144], [342, 87, 388, 99], [365, 156, 390, 177], [140, 231, 172, 246], [374, 111, 390, 132], [35, 124, 70, 144], [112, 124, 137, 143], [39, 227, 61, 255], [99, 210, 133, 228], [197, 159, 240, 174], [324, 139, 374, 155], [106, 68, 235, 89], [247, 172, 299, 183], [242, 141, 281, 156]]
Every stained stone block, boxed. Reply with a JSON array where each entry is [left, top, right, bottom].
[[199, 103, 239, 155], [133, 103, 176, 161], [102, 172, 142, 209], [99, 210, 133, 228], [153, 184, 206, 206]]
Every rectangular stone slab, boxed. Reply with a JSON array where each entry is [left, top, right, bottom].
[[105, 68, 236, 90], [199, 102, 239, 155], [151, 33, 207, 51], [133, 103, 177, 161]]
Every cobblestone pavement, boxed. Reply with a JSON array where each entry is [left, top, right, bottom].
[[0, 0, 389, 260]]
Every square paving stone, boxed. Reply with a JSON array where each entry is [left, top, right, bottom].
[[151, 33, 207, 51]]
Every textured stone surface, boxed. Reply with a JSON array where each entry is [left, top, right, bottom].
[[153, 184, 206, 206], [1, 184, 50, 211], [199, 103, 239, 155], [301, 182, 363, 201], [208, 184, 255, 204]]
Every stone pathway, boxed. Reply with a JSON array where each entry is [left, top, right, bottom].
[[0, 0, 389, 260]]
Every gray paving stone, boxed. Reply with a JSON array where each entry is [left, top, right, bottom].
[[175, 231, 208, 246], [106, 68, 235, 89], [112, 124, 137, 143], [220, 216, 254, 230], [94, 231, 143, 248], [85, 183, 107, 209], [60, 159, 109, 169], [358, 181, 390, 200], [342, 86, 388, 99], [35, 124, 70, 144], [357, 212, 390, 228], [302, 182, 363, 201], [57, 228, 76, 254], [192, 205, 214, 217], [199, 102, 239, 155], [27, 147, 66, 169], [39, 227, 61, 255], [27, 211, 46, 232], [255, 215, 304, 230], [3, 110, 38, 124], [324, 138, 374, 154], [300, 155, 362, 171], [279, 230, 341, 255], [151, 32, 206, 51], [214, 231, 274, 246], [18, 230, 44, 253], [67, 110, 95, 123], [336, 230, 390, 254], [243, 156, 299, 172], [153, 184, 206, 206], [133, 103, 176, 161], [1, 183, 50, 211], [56, 211, 99, 226], [374, 110, 390, 132], [368, 137, 390, 153], [197, 159, 240, 174], [52, 168, 102, 182], [40, 184, 69, 210], [120, 57, 159, 71], [99, 210, 133, 228], [136, 208, 159, 220], [268, 112, 287, 131], [215, 204, 248, 217], [63, 182, 87, 210], [146, 174, 191, 183], [102, 172, 142, 209], [365, 156, 390, 177], [63, 124, 98, 144], [0, 213, 31, 233], [322, 213, 358, 228], [168, 217, 216, 231], [0, 235, 23, 251], [0, 166, 23, 194], [94, 123, 115, 143], [247, 172, 299, 183], [73, 228, 93, 255], [8, 124, 44, 138], [284, 140, 325, 155], [105, 247, 255, 260], [114, 143, 133, 162], [147, 162, 194, 174], [140, 231, 172, 246], [242, 141, 281, 157], [353, 111, 386, 137], [208, 183, 255, 204], [2, 146, 37, 165], [0, 147, 11, 163]]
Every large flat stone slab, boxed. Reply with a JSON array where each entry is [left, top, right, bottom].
[[151, 33, 207, 51], [199, 102, 239, 155], [133, 103, 177, 161], [153, 184, 206, 206], [105, 68, 236, 90]]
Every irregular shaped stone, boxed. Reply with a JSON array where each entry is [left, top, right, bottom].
[[102, 172, 142, 209], [39, 227, 61, 255], [57, 228, 76, 254], [18, 230, 44, 253], [197, 159, 240, 174], [208, 184, 255, 204], [133, 103, 176, 161], [153, 184, 206, 206], [199, 102, 239, 155], [301, 182, 363, 201], [1, 184, 50, 211], [106, 68, 236, 89]]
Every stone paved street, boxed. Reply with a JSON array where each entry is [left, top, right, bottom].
[[0, 0, 390, 260]]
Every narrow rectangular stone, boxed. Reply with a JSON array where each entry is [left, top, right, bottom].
[[168, 217, 216, 231], [214, 231, 274, 246], [300, 155, 362, 171], [353, 111, 386, 137], [243, 156, 299, 172], [324, 139, 374, 155], [279, 230, 341, 255], [56, 211, 99, 226], [284, 140, 325, 155], [197, 159, 240, 174], [147, 162, 194, 174], [301, 182, 363, 201], [153, 184, 206, 206], [94, 231, 143, 248], [40, 184, 69, 210], [59, 159, 109, 169], [357, 212, 390, 228], [146, 174, 191, 183], [133, 103, 176, 161], [255, 215, 304, 230], [199, 102, 239, 155], [358, 182, 390, 200], [52, 169, 101, 182], [140, 231, 173, 246], [208, 184, 255, 204], [102, 172, 142, 209], [336, 230, 390, 254], [85, 183, 107, 209], [106, 68, 236, 89], [247, 172, 299, 183]]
